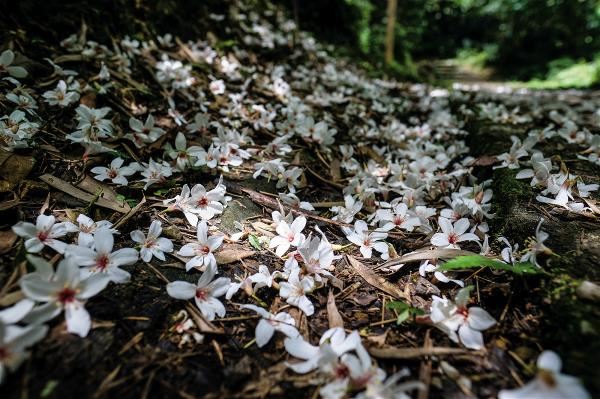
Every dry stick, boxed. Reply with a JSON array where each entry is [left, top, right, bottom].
[[305, 165, 345, 189], [417, 330, 433, 399], [368, 346, 484, 359], [114, 195, 147, 230]]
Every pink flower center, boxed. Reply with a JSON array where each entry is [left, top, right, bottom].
[[199, 245, 210, 255], [96, 255, 110, 271], [107, 169, 118, 179], [57, 287, 77, 304], [197, 197, 208, 207], [0, 346, 9, 361], [195, 288, 208, 301], [37, 230, 49, 242], [448, 233, 458, 244], [334, 363, 350, 379], [393, 216, 405, 225]]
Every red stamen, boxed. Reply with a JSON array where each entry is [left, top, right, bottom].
[[57, 287, 77, 304]]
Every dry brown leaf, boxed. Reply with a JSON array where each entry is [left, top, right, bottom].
[[185, 303, 224, 334], [379, 248, 480, 269], [327, 290, 344, 329], [582, 197, 600, 215], [329, 158, 342, 182], [0, 290, 24, 306], [215, 245, 255, 265], [40, 174, 130, 213], [76, 175, 130, 211], [0, 230, 18, 255], [0, 150, 33, 192], [469, 155, 498, 166], [346, 255, 409, 300], [366, 330, 389, 347]]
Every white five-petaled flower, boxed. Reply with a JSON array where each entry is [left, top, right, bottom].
[[498, 350, 590, 399], [429, 286, 496, 350], [75, 214, 117, 247], [0, 50, 27, 78], [430, 217, 479, 249], [12, 214, 76, 254], [520, 218, 553, 267], [166, 264, 230, 321], [0, 322, 47, 384], [130, 220, 174, 262], [375, 202, 421, 232], [279, 268, 315, 316], [331, 195, 363, 224], [283, 327, 364, 374], [298, 236, 335, 281], [343, 220, 389, 260], [20, 258, 110, 337], [140, 158, 173, 190], [240, 304, 299, 347], [165, 183, 226, 227], [178, 221, 223, 272], [269, 215, 307, 257], [91, 157, 136, 186], [42, 80, 79, 107], [66, 229, 138, 283], [209, 79, 226, 95], [126, 114, 165, 147]]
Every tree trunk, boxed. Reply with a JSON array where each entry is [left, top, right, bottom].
[[385, 0, 398, 66]]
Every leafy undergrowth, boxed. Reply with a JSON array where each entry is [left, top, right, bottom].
[[0, 1, 599, 399]]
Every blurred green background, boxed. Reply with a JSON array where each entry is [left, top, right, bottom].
[[283, 0, 600, 87]]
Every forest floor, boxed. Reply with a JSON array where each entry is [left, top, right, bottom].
[[0, 2, 599, 399]]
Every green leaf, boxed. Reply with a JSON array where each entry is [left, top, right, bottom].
[[396, 309, 410, 324], [41, 380, 59, 398], [249, 234, 261, 251], [440, 255, 540, 275], [386, 301, 409, 311], [386, 301, 424, 324], [153, 188, 170, 196]]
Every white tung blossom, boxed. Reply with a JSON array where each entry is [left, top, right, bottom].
[[166, 264, 230, 321]]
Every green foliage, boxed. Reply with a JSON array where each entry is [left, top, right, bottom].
[[345, 0, 374, 54], [524, 56, 600, 89], [248, 234, 262, 251], [440, 255, 540, 275], [386, 301, 425, 324], [282, 0, 600, 82]]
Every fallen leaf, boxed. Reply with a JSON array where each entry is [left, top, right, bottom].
[[379, 248, 480, 269], [215, 245, 255, 264], [40, 174, 130, 213], [346, 255, 409, 300], [0, 150, 33, 192], [0, 230, 18, 255], [366, 330, 388, 347], [329, 158, 342, 182], [469, 155, 498, 166], [76, 175, 129, 210], [327, 290, 344, 329]]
